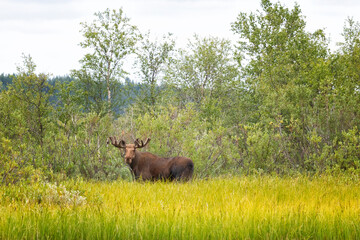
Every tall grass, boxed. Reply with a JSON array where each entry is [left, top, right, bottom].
[[1, 176, 359, 239]]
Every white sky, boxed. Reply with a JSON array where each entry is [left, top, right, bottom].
[[0, 0, 359, 77]]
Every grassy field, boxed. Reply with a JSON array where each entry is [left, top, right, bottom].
[[1, 175, 359, 239]]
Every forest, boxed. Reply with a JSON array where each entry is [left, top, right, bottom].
[[1, 0, 360, 185]]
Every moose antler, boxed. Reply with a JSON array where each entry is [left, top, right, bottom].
[[108, 136, 126, 148], [134, 138, 151, 148]]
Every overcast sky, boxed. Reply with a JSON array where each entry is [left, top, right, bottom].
[[0, 0, 359, 76]]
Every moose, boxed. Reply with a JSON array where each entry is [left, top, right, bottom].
[[108, 137, 194, 181]]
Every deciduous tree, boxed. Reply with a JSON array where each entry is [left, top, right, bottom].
[[10, 54, 54, 147], [134, 32, 175, 112], [73, 8, 140, 114], [166, 35, 239, 122]]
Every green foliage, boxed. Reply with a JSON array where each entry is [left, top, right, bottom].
[[54, 80, 84, 137], [10, 54, 54, 146], [0, 73, 14, 90], [231, 0, 329, 122], [72, 8, 140, 114], [0, 136, 42, 185], [111, 104, 241, 177], [166, 35, 239, 121], [134, 32, 175, 113], [334, 127, 360, 171], [331, 18, 360, 131], [309, 127, 360, 173], [45, 112, 131, 181], [2, 2, 360, 183], [228, 0, 360, 174]]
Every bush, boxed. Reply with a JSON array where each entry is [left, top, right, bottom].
[[109, 104, 241, 177], [0, 180, 87, 207], [0, 136, 43, 185], [333, 127, 360, 171]]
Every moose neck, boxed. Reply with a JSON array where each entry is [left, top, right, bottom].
[[128, 150, 140, 170]]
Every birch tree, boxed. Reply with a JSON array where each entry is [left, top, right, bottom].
[[73, 8, 140, 114]]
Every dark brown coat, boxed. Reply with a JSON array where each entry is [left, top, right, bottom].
[[108, 137, 194, 181]]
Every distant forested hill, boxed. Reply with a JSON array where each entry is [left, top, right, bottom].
[[0, 73, 13, 90], [0, 73, 145, 114]]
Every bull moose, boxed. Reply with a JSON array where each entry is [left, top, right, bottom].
[[108, 137, 194, 181]]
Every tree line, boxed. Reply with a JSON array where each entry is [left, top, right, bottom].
[[1, 0, 360, 184]]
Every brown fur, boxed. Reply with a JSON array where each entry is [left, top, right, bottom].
[[108, 137, 194, 181]]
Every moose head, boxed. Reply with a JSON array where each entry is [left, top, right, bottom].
[[108, 137, 151, 164], [108, 136, 194, 181]]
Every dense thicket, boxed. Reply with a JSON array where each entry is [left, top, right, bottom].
[[1, 0, 360, 184]]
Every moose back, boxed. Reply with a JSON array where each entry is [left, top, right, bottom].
[[108, 137, 194, 181]]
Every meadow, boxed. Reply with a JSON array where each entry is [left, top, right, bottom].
[[1, 175, 359, 239]]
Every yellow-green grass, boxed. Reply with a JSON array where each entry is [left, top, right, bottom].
[[1, 176, 359, 239]]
